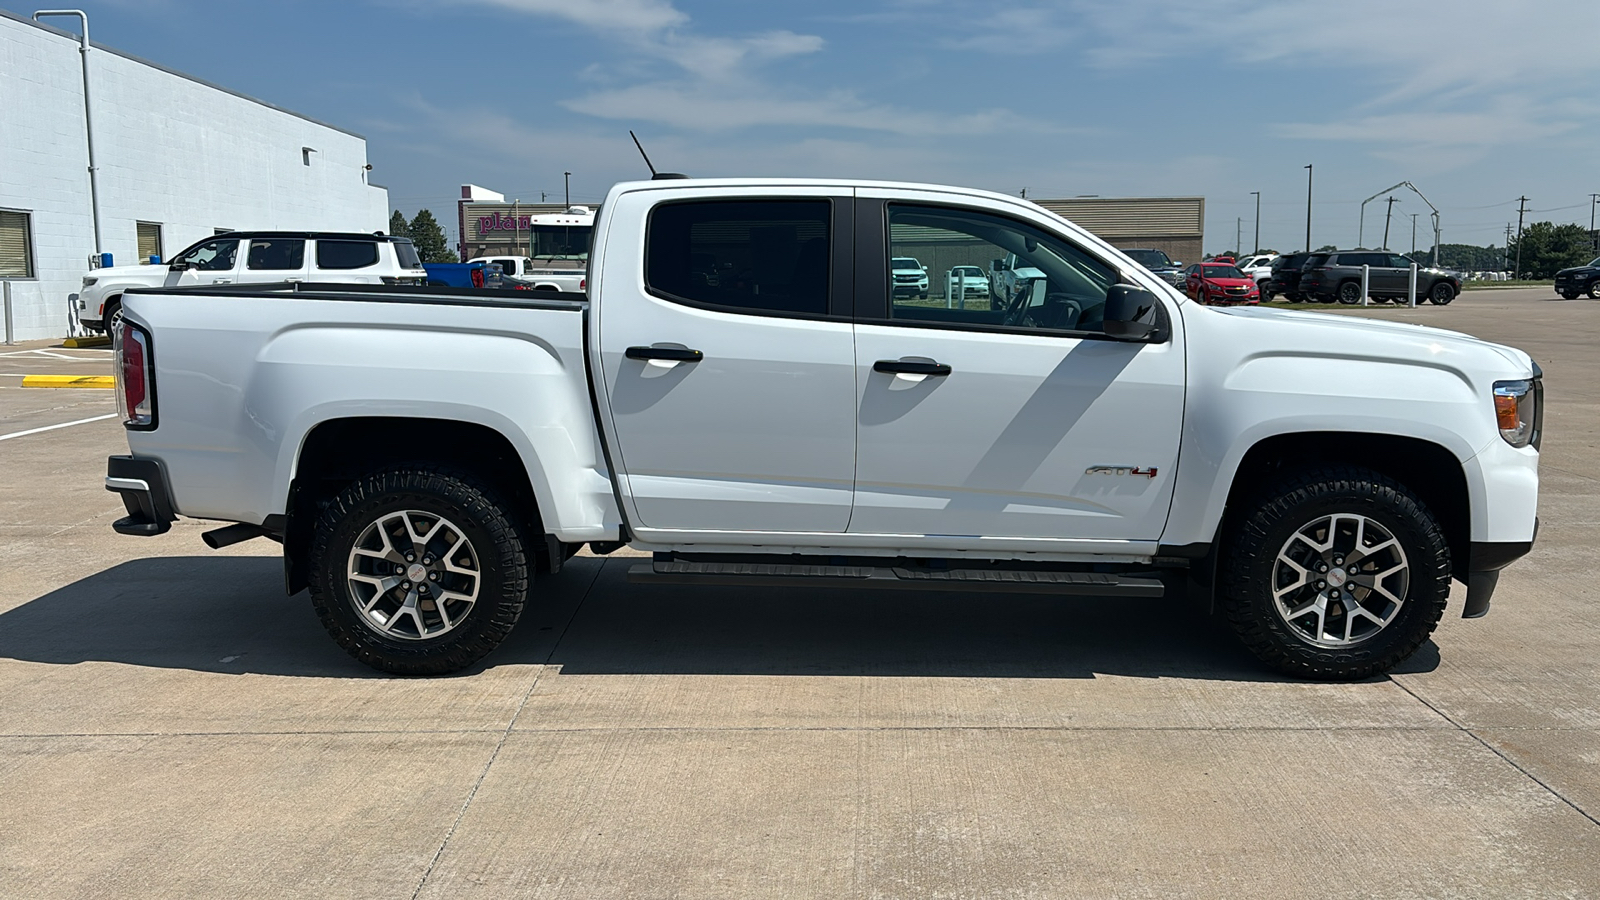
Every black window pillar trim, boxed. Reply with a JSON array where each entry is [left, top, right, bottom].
[[853, 196, 888, 320]]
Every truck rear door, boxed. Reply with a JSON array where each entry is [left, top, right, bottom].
[[594, 189, 858, 534]]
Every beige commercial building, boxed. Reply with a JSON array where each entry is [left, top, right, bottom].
[[1032, 197, 1205, 264], [452, 187, 1204, 271]]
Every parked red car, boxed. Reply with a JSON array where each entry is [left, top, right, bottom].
[[1185, 262, 1260, 305]]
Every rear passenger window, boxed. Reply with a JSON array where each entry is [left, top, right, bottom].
[[645, 200, 830, 316], [316, 240, 379, 270], [247, 239, 305, 270]]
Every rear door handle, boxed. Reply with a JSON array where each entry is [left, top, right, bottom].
[[874, 359, 951, 376], [626, 346, 704, 363]]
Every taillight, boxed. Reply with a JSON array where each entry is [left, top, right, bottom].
[[115, 320, 155, 429], [470, 268, 484, 288], [579, 278, 586, 291]]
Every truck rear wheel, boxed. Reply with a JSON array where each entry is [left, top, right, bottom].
[[1221, 466, 1450, 680], [308, 466, 529, 675]]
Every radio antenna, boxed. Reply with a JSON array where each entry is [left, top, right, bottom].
[[629, 130, 687, 180], [630, 130, 657, 177]]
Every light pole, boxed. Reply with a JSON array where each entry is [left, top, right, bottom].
[[1410, 213, 1418, 256], [1304, 164, 1313, 252], [564, 172, 571, 208], [33, 9, 102, 263], [1250, 191, 1260, 255]]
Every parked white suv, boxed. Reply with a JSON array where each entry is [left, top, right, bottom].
[[1237, 254, 1278, 287], [78, 232, 427, 333], [891, 257, 929, 299]]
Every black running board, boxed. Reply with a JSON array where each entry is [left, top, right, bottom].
[[628, 558, 1164, 597]]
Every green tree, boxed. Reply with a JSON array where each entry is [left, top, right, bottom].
[[1507, 222, 1592, 278], [388, 210, 409, 238], [407, 209, 457, 263], [1414, 244, 1505, 271], [1315, 244, 1337, 252]]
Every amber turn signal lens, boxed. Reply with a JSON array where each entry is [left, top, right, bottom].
[[1494, 393, 1521, 430]]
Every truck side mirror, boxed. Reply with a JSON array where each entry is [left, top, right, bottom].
[[1103, 285, 1160, 340], [992, 258, 1009, 272]]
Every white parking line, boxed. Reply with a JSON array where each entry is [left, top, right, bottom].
[[0, 413, 118, 442]]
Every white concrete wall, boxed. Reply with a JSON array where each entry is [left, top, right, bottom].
[[0, 13, 389, 339]]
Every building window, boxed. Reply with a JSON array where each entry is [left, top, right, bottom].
[[0, 209, 36, 279], [137, 222, 163, 264]]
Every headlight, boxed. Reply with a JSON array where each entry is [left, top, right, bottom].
[[1492, 379, 1537, 448], [82, 276, 97, 287]]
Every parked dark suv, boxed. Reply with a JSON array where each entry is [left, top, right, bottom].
[[1263, 252, 1316, 302], [1553, 256, 1600, 299], [1298, 251, 1461, 305]]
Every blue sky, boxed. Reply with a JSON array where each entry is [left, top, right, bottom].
[[30, 0, 1600, 254]]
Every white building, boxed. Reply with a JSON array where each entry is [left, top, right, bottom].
[[0, 10, 389, 340]]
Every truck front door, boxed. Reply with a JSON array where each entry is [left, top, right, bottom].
[[595, 191, 858, 534], [848, 197, 1185, 545]]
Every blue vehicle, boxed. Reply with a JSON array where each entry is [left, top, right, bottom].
[[422, 260, 503, 288]]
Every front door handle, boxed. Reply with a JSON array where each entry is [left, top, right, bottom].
[[874, 359, 952, 376], [626, 346, 704, 363]]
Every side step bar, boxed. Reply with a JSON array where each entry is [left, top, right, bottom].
[[628, 557, 1164, 597]]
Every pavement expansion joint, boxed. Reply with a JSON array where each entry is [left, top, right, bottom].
[[1389, 676, 1600, 829], [408, 556, 604, 900]]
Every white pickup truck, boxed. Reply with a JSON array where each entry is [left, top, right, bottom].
[[106, 178, 1541, 680]]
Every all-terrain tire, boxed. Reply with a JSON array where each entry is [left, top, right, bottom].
[[1220, 465, 1450, 680], [308, 466, 530, 675]]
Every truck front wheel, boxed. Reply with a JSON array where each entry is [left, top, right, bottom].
[[1221, 466, 1450, 680], [308, 466, 529, 675]]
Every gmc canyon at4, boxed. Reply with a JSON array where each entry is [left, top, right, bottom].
[[106, 178, 1541, 680]]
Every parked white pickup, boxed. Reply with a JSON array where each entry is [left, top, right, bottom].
[[107, 178, 1541, 681]]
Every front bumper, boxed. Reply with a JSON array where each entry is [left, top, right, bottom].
[[106, 455, 176, 536], [1461, 527, 1537, 618]]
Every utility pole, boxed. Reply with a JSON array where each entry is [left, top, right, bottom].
[[1304, 164, 1313, 251], [1410, 213, 1418, 256], [1250, 191, 1260, 255], [1381, 196, 1398, 250], [1514, 196, 1529, 279], [1020, 187, 1028, 199], [541, 191, 547, 203], [564, 172, 571, 208], [1235, 218, 1241, 257], [1590, 193, 1599, 253], [1504, 224, 1513, 272]]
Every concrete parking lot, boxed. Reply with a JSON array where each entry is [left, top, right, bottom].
[[1, 288, 1597, 898]]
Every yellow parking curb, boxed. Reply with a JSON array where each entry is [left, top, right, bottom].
[[62, 335, 111, 348], [20, 375, 115, 389]]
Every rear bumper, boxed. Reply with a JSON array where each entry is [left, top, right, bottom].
[[106, 455, 176, 536]]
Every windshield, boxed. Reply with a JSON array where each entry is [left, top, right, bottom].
[[1123, 249, 1173, 268], [529, 225, 591, 260], [1589, 257, 1600, 268], [1202, 265, 1246, 279], [891, 258, 921, 270]]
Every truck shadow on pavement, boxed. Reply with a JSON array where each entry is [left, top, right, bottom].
[[0, 556, 1437, 682]]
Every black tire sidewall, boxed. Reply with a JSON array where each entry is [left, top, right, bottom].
[[1337, 282, 1361, 304], [309, 469, 528, 674], [1224, 472, 1449, 679], [1430, 283, 1454, 304]]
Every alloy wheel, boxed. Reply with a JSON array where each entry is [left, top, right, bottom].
[[345, 510, 480, 640], [1271, 513, 1409, 648]]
